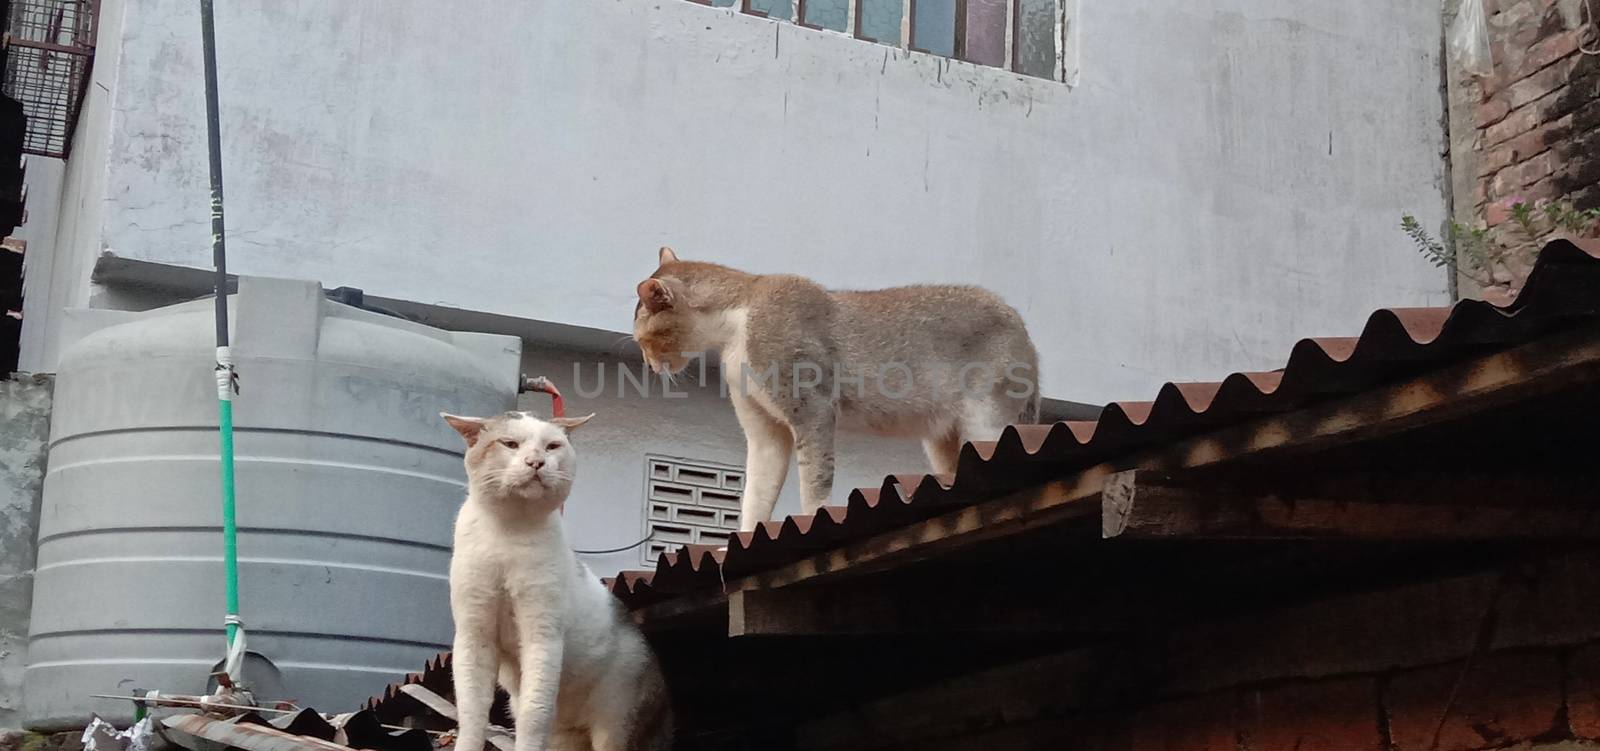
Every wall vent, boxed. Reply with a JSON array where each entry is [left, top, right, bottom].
[[642, 455, 744, 566]]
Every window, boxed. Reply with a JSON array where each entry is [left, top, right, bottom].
[[702, 0, 1078, 83], [642, 456, 745, 566]]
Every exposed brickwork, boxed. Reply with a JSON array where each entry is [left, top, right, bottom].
[[1103, 645, 1600, 751], [1481, 114, 1574, 178], [1509, 59, 1574, 110], [1568, 645, 1600, 740], [1462, 0, 1600, 296], [1387, 652, 1566, 751], [1239, 677, 1385, 751], [801, 553, 1600, 751], [1053, 646, 1599, 751], [1129, 693, 1238, 751], [1552, 54, 1600, 210], [1526, 31, 1582, 73], [1465, 0, 1600, 299], [1485, 95, 1551, 148], [1139, 550, 1600, 749], [1149, 554, 1600, 751], [1479, 95, 1514, 126], [1161, 556, 1593, 694]]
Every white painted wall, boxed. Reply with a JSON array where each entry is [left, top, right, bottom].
[[15, 157, 62, 374], [28, 0, 1449, 405], [15, 0, 126, 375]]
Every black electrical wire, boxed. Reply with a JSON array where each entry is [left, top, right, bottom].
[[574, 534, 656, 555]]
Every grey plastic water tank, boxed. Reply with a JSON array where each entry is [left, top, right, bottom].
[[23, 276, 521, 730]]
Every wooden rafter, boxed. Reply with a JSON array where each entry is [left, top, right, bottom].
[[1102, 469, 1600, 541]]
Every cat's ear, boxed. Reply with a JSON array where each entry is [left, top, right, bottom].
[[658, 246, 679, 265], [551, 413, 594, 433], [637, 278, 674, 313], [441, 413, 486, 447]]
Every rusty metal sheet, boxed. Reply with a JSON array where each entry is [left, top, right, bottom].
[[162, 714, 353, 751], [396, 684, 457, 722], [162, 709, 431, 751], [260, 709, 339, 741], [334, 710, 433, 751], [365, 652, 454, 722]]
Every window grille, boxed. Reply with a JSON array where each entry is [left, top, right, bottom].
[[642, 455, 745, 566], [3, 0, 98, 158]]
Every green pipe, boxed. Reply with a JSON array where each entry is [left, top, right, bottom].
[[218, 396, 239, 645]]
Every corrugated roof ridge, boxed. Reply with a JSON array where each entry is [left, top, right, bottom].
[[610, 238, 1600, 606]]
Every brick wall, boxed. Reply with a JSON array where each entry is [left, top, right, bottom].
[[798, 551, 1600, 751], [1114, 648, 1596, 751], [1101, 552, 1600, 751], [1446, 0, 1593, 301], [1474, 0, 1599, 220]]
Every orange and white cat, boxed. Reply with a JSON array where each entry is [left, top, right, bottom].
[[633, 247, 1039, 531]]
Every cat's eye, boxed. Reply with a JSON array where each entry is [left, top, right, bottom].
[[546, 442, 562, 451], [499, 439, 519, 450]]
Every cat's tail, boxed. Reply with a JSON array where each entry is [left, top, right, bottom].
[[1023, 388, 1044, 424], [1020, 361, 1044, 424]]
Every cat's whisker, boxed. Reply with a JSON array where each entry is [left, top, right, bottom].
[[610, 335, 640, 356]]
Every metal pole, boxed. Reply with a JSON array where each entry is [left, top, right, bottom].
[[199, 0, 244, 677]]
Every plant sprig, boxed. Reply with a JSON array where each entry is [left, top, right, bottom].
[[1400, 198, 1600, 292]]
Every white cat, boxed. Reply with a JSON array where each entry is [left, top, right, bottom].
[[442, 411, 672, 751]]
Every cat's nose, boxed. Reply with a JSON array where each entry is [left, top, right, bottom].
[[525, 456, 544, 470]]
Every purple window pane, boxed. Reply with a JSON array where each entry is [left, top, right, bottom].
[[963, 0, 1006, 67]]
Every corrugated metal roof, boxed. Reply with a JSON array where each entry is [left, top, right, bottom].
[[366, 238, 1600, 717], [602, 238, 1600, 607], [159, 708, 434, 751], [364, 652, 459, 723]]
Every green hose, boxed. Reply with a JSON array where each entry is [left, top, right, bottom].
[[219, 397, 239, 646]]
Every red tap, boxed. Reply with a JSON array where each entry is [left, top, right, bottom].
[[521, 376, 565, 418]]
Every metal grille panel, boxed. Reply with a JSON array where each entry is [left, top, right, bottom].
[[3, 0, 97, 157], [643, 455, 744, 565]]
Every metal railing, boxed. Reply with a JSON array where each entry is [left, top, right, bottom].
[[3, 0, 97, 158]]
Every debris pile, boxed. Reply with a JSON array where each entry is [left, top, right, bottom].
[[76, 682, 496, 751], [80, 718, 154, 751]]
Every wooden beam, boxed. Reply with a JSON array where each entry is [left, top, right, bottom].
[[632, 587, 730, 632], [1103, 470, 1600, 541], [727, 577, 1127, 637], [717, 324, 1600, 595], [729, 588, 812, 637]]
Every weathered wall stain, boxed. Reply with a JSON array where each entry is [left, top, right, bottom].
[[0, 375, 53, 731]]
